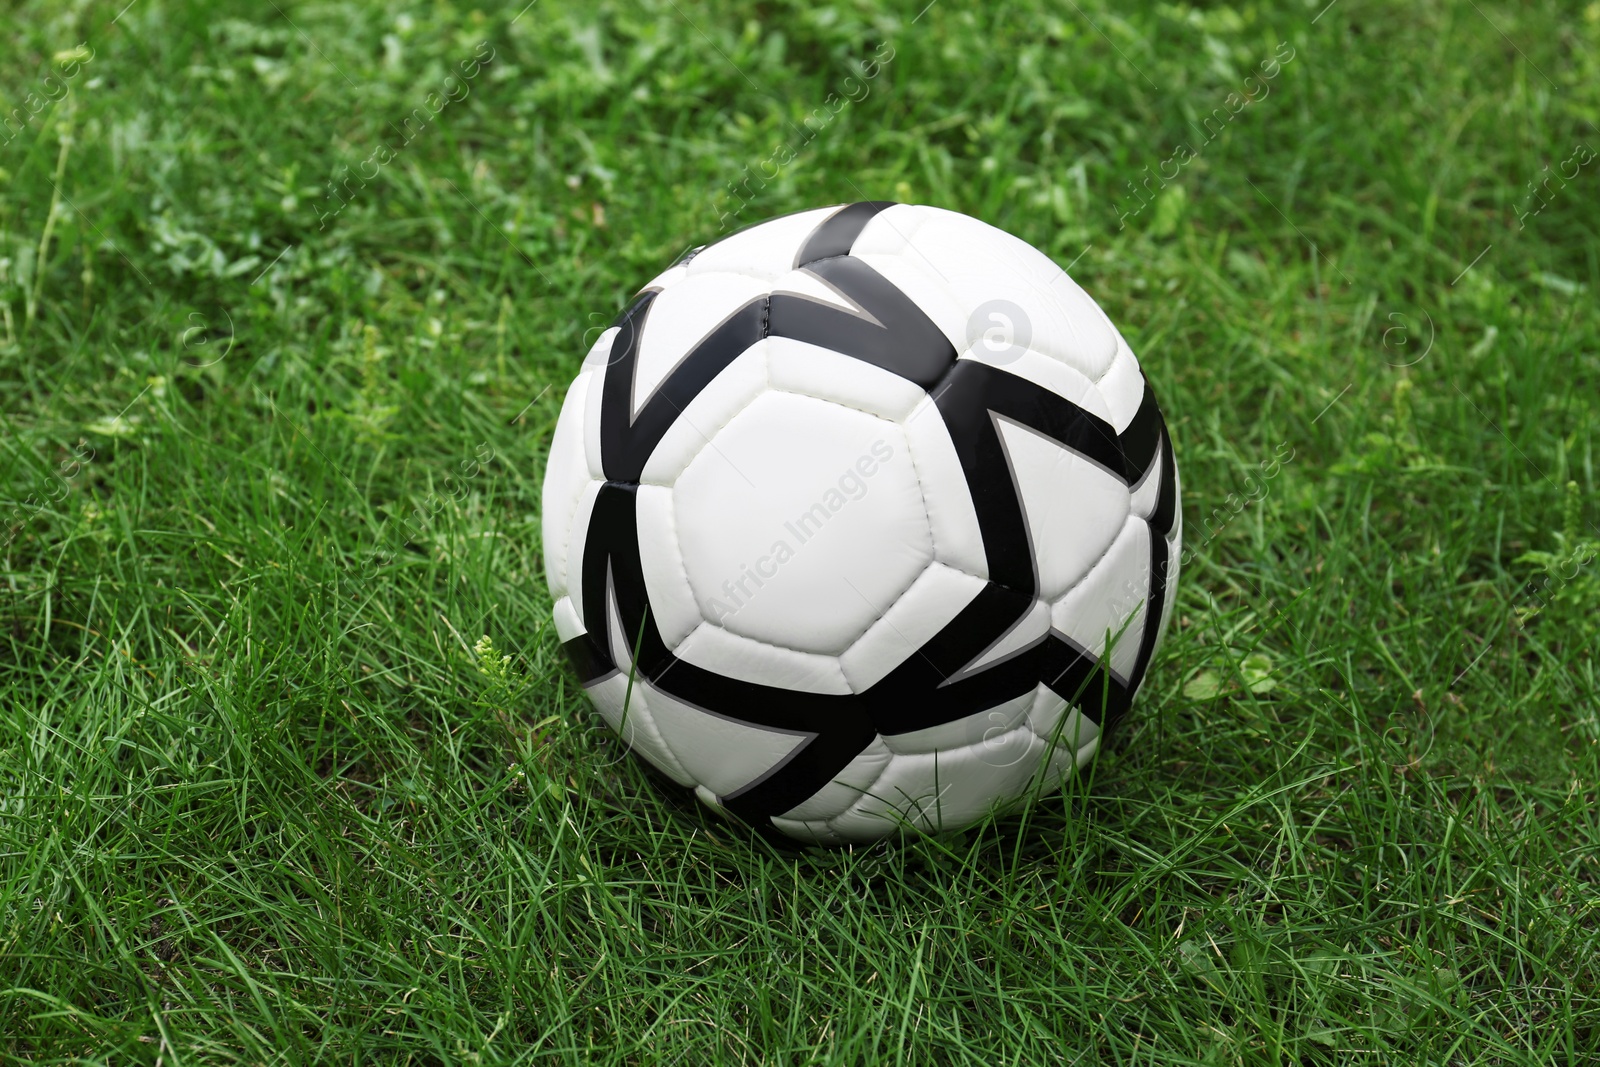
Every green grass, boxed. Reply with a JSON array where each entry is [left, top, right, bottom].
[[2, 0, 1598, 1062]]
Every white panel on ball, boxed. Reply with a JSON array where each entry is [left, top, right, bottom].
[[825, 743, 1044, 841], [672, 622, 853, 696], [541, 369, 595, 601], [780, 736, 893, 822], [629, 273, 771, 418], [1025, 686, 1100, 756], [672, 391, 930, 655], [765, 334, 927, 423], [580, 326, 619, 371], [551, 596, 584, 644], [686, 206, 841, 280], [640, 683, 810, 799], [637, 342, 769, 487], [633, 484, 703, 651], [838, 561, 986, 693], [1049, 518, 1152, 684], [900, 396, 989, 581], [584, 672, 695, 787], [1096, 333, 1149, 432], [993, 414, 1131, 600]]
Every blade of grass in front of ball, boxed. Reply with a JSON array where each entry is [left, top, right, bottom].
[[1012, 604, 1144, 858], [617, 608, 651, 745]]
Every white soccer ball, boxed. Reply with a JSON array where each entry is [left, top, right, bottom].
[[542, 202, 1181, 845]]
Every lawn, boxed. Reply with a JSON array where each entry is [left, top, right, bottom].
[[2, 0, 1598, 1062]]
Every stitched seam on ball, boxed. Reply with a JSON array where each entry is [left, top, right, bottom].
[[651, 487, 701, 651], [1026, 696, 1104, 751], [610, 678, 693, 782], [555, 380, 600, 528], [648, 364, 769, 486], [962, 722, 1040, 771], [859, 203, 929, 257], [848, 750, 896, 808], [836, 751, 953, 831], [1024, 700, 1071, 745], [898, 416, 945, 579], [771, 816, 835, 843], [1088, 317, 1129, 385], [788, 742, 892, 823], [765, 383, 919, 424], [556, 481, 603, 604], [550, 480, 589, 599], [822, 748, 896, 826], [680, 621, 853, 692], [1090, 336, 1119, 387], [1057, 511, 1140, 608], [841, 561, 976, 694], [635, 704, 694, 783]]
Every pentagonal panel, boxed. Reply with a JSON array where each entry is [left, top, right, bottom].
[[672, 391, 931, 655]]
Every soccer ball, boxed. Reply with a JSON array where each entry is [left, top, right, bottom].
[[542, 202, 1180, 845]]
